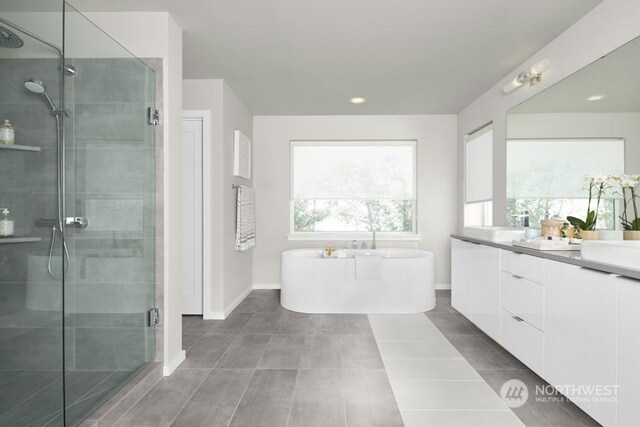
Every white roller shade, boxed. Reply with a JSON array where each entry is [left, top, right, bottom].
[[465, 126, 493, 203], [507, 138, 625, 199], [291, 140, 416, 200]]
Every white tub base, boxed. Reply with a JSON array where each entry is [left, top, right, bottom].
[[281, 249, 435, 314]]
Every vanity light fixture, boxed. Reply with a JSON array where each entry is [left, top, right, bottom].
[[350, 97, 366, 104], [586, 94, 606, 102], [503, 58, 551, 94]]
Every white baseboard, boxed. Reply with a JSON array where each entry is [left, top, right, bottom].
[[436, 283, 451, 290], [204, 310, 226, 320], [203, 286, 253, 320], [253, 283, 281, 290], [163, 349, 186, 376]]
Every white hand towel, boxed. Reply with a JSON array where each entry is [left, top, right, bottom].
[[235, 186, 255, 252]]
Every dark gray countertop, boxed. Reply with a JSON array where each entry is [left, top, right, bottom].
[[451, 234, 640, 281]]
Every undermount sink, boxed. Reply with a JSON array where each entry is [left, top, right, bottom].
[[463, 226, 525, 242], [581, 241, 640, 270]]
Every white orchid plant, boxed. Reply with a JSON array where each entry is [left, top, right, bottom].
[[611, 174, 640, 231], [567, 174, 611, 231]]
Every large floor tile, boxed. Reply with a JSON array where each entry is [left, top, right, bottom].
[[171, 369, 253, 427], [478, 368, 601, 427], [391, 380, 508, 410], [181, 316, 216, 335], [373, 326, 447, 342], [258, 335, 305, 369], [377, 340, 461, 359], [339, 314, 374, 335], [181, 334, 235, 369], [341, 369, 403, 427], [300, 335, 341, 369], [274, 312, 310, 335], [306, 315, 341, 335], [448, 334, 520, 370], [384, 358, 481, 381], [240, 312, 282, 335], [287, 369, 345, 427], [401, 409, 525, 427], [207, 313, 253, 335], [228, 369, 297, 427], [114, 369, 207, 426], [216, 334, 271, 369], [339, 335, 384, 369], [369, 314, 436, 330]]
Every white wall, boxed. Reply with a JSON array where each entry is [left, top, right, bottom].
[[252, 115, 458, 287], [457, 0, 640, 229], [183, 79, 254, 318], [86, 12, 185, 375]]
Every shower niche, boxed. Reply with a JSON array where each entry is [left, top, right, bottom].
[[0, 3, 157, 426]]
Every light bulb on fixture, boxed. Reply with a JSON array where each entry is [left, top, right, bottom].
[[530, 58, 550, 75], [350, 97, 366, 104], [503, 58, 550, 94]]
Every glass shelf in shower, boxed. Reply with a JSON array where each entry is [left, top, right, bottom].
[[0, 144, 42, 152], [0, 236, 43, 243]]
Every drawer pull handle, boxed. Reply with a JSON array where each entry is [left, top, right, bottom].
[[512, 274, 524, 279], [512, 316, 525, 322]]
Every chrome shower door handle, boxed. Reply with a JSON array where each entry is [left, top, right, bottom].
[[65, 216, 89, 229]]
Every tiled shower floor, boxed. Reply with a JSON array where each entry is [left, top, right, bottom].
[[84, 290, 600, 427], [0, 369, 135, 426]]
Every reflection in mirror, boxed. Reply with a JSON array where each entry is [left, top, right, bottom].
[[506, 35, 640, 231]]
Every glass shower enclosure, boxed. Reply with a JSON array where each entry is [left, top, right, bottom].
[[0, 2, 157, 425]]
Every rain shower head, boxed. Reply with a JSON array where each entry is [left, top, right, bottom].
[[24, 78, 58, 113], [0, 25, 24, 48]]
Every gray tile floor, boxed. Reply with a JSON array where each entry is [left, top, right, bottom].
[[107, 290, 601, 427]]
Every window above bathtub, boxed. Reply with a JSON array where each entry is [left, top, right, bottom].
[[289, 140, 419, 240]]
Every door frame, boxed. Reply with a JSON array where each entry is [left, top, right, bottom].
[[182, 110, 211, 316]]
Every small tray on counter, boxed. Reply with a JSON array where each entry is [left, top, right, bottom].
[[512, 239, 581, 251]]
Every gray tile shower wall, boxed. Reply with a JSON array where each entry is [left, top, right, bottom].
[[0, 58, 62, 372]]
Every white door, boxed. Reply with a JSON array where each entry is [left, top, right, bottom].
[[182, 118, 204, 314]]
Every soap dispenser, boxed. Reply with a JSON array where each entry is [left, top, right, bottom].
[[0, 208, 14, 237], [0, 120, 15, 145]]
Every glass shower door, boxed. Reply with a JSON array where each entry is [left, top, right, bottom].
[[62, 4, 157, 425], [0, 6, 65, 426]]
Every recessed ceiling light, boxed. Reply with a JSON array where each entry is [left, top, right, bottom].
[[586, 94, 606, 102], [350, 97, 366, 104]]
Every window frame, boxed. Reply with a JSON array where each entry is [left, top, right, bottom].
[[288, 139, 420, 241]]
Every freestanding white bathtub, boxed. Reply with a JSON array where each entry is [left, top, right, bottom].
[[281, 248, 435, 314]]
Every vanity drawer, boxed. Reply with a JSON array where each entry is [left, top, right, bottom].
[[501, 271, 544, 331], [501, 309, 544, 376], [501, 250, 545, 284]]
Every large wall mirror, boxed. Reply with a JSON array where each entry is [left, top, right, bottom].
[[506, 36, 640, 231]]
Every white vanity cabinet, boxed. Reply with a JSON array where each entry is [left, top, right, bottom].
[[544, 261, 618, 427], [451, 238, 473, 318], [617, 276, 640, 427], [451, 238, 501, 341], [500, 251, 545, 376]]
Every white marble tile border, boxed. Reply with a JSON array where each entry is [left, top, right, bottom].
[[368, 314, 525, 427]]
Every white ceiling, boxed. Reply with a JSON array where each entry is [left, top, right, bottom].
[[3, 0, 603, 114]]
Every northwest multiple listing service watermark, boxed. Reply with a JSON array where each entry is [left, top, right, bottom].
[[500, 379, 619, 408]]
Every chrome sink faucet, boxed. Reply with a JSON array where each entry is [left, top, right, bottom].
[[372, 230, 377, 250], [351, 240, 358, 249]]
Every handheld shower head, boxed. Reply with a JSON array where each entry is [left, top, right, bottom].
[[24, 78, 46, 94], [24, 78, 58, 113]]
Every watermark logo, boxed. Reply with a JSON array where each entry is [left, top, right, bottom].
[[500, 379, 529, 408]]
